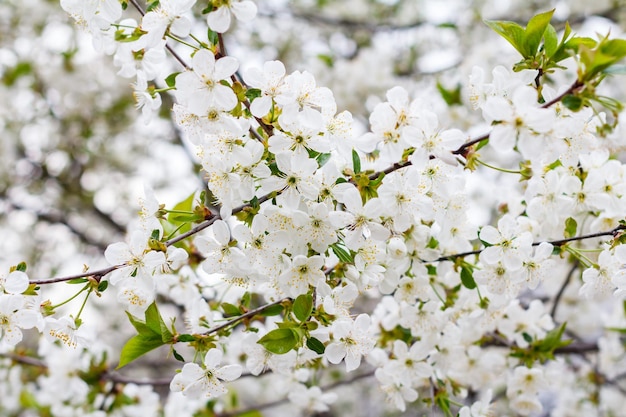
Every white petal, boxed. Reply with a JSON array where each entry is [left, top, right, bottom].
[[214, 56, 239, 80], [230, 1, 257, 22], [204, 348, 223, 368], [325, 342, 346, 364], [216, 364, 242, 381], [5, 271, 29, 294], [207, 7, 231, 33]]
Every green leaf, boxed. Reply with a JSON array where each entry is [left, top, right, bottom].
[[241, 292, 252, 308], [245, 88, 262, 101], [317, 152, 331, 167], [460, 266, 476, 290], [524, 9, 555, 57], [117, 333, 165, 369], [436, 81, 462, 106], [257, 328, 299, 354], [352, 149, 361, 173], [176, 334, 196, 342], [543, 24, 558, 57], [97, 280, 109, 293], [306, 337, 326, 354], [221, 303, 241, 317], [2, 61, 33, 86], [564, 217, 578, 238], [600, 39, 626, 59], [144, 302, 173, 343], [259, 303, 284, 316], [125, 311, 151, 335], [172, 349, 185, 363], [168, 192, 196, 234], [330, 243, 354, 263], [293, 294, 313, 322], [484, 19, 528, 57], [164, 72, 179, 88], [562, 94, 583, 111], [207, 29, 219, 46], [15, 262, 27, 272]]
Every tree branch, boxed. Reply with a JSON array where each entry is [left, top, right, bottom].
[[434, 224, 626, 263], [550, 261, 579, 319], [202, 298, 288, 336]]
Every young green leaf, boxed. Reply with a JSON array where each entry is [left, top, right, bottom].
[[257, 328, 299, 354], [168, 192, 196, 234], [460, 266, 477, 290], [117, 333, 165, 369], [543, 24, 558, 57], [259, 303, 284, 316], [164, 72, 179, 88], [306, 337, 326, 354], [352, 149, 361, 174], [293, 293, 313, 322], [564, 217, 578, 238], [484, 19, 528, 57], [221, 302, 242, 317], [524, 9, 555, 57], [144, 302, 174, 343], [330, 243, 354, 263]]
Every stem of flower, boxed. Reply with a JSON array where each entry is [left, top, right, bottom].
[[475, 158, 523, 174], [50, 283, 90, 310]]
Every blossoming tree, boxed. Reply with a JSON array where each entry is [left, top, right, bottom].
[[2, 0, 626, 416]]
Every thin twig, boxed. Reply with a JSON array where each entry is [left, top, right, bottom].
[[433, 224, 626, 263], [550, 261, 579, 319], [203, 298, 287, 335]]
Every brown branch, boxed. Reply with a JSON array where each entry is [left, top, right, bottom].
[[103, 371, 172, 386], [30, 265, 122, 285], [550, 261, 579, 319], [202, 298, 288, 335], [433, 224, 626, 263], [0, 352, 46, 368]]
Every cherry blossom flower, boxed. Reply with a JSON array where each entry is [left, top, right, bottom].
[[175, 49, 239, 115], [206, 0, 257, 33], [170, 348, 242, 398], [61, 0, 122, 31], [0, 270, 29, 295], [276, 70, 335, 115], [43, 316, 92, 349], [580, 249, 621, 298], [141, 0, 195, 48], [458, 390, 494, 417], [287, 383, 337, 413], [375, 366, 418, 412], [325, 314, 375, 372], [482, 85, 555, 153], [479, 214, 533, 270], [277, 255, 325, 297], [104, 230, 167, 285], [196, 220, 248, 275], [132, 71, 162, 124], [0, 294, 39, 346], [244, 60, 287, 118], [497, 300, 554, 348]]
